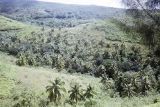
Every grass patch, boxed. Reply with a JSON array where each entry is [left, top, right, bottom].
[[0, 15, 41, 39]]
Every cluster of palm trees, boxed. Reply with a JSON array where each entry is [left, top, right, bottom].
[[46, 78, 96, 106], [100, 70, 158, 98]]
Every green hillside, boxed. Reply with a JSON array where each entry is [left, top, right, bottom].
[[0, 0, 160, 107], [0, 46, 159, 107], [0, 0, 124, 28], [0, 14, 158, 107], [0, 15, 41, 39]]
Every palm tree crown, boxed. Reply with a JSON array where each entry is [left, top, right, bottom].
[[46, 78, 66, 104]]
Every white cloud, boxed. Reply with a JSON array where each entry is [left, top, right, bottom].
[[37, 0, 123, 8]]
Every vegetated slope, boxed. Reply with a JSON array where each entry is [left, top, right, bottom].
[[0, 5, 159, 107], [0, 15, 146, 70], [0, 0, 125, 27], [0, 15, 41, 38], [0, 52, 101, 106], [0, 49, 160, 107]]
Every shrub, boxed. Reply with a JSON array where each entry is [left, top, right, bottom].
[[16, 54, 28, 66]]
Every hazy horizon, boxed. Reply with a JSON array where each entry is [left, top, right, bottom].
[[36, 0, 124, 8]]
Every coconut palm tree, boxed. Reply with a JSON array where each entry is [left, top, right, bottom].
[[141, 76, 150, 95], [83, 85, 97, 107], [123, 83, 135, 98], [46, 78, 66, 105], [115, 75, 124, 97], [131, 77, 140, 94], [68, 84, 83, 105], [83, 85, 96, 100]]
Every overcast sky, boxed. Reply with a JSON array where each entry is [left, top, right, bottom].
[[37, 0, 123, 8]]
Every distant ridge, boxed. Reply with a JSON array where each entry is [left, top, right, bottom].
[[0, 0, 125, 27]]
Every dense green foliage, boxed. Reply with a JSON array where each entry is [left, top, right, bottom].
[[121, 0, 160, 51], [0, 0, 160, 107]]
